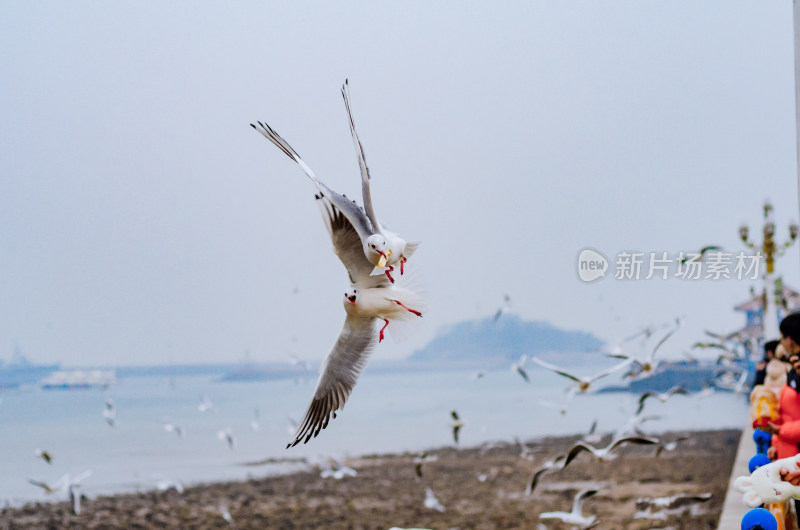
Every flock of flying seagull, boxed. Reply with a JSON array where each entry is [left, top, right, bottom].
[[22, 82, 753, 526]]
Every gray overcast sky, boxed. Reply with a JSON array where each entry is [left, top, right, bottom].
[[2, 1, 799, 366]]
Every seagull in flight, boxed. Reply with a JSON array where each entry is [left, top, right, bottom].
[[525, 453, 567, 496], [217, 427, 236, 450], [608, 324, 679, 378], [511, 354, 530, 383], [252, 102, 417, 285], [531, 357, 632, 393], [563, 435, 659, 468], [103, 398, 116, 427], [341, 80, 419, 282], [198, 394, 215, 413], [255, 129, 424, 448], [493, 294, 512, 322], [450, 410, 464, 445], [538, 488, 599, 529], [636, 386, 688, 415], [34, 449, 52, 464], [320, 456, 357, 479]]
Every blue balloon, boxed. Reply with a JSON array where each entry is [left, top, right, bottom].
[[749, 454, 772, 473], [741, 507, 777, 530]]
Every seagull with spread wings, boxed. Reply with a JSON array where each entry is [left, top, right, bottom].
[[538, 488, 600, 529], [253, 118, 424, 448], [531, 357, 632, 393]]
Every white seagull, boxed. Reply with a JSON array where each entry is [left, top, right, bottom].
[[450, 410, 465, 445], [340, 79, 419, 282], [103, 398, 116, 427], [525, 453, 567, 496], [563, 435, 659, 468], [424, 487, 446, 512], [281, 190, 425, 447], [636, 386, 689, 415], [538, 488, 599, 529], [511, 354, 530, 383], [217, 427, 236, 450], [198, 394, 215, 413], [608, 324, 678, 378], [493, 294, 512, 322], [320, 456, 357, 479], [252, 116, 416, 285], [531, 357, 632, 393]]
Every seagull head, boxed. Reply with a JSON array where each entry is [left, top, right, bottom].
[[364, 234, 389, 267]]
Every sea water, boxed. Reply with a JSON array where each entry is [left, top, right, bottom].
[[0, 361, 746, 505]]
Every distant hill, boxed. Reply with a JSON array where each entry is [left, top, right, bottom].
[[408, 314, 604, 364]]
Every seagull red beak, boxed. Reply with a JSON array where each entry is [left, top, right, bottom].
[[348, 296, 356, 305]]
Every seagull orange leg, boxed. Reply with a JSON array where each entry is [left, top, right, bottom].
[[393, 300, 422, 317], [400, 257, 407, 275], [384, 266, 395, 284], [379, 319, 389, 342]]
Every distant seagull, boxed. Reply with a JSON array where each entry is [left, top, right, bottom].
[[103, 398, 116, 427], [28, 478, 61, 495], [714, 369, 749, 394], [198, 394, 215, 413], [413, 452, 438, 480], [515, 437, 537, 461], [217, 428, 236, 450], [68, 483, 82, 515], [250, 407, 260, 431], [156, 478, 185, 494], [531, 357, 632, 393], [563, 435, 659, 468], [424, 487, 446, 512], [470, 370, 487, 380], [636, 386, 688, 415], [450, 410, 464, 445], [653, 435, 690, 457], [320, 456, 357, 479], [679, 246, 723, 264], [219, 505, 235, 526], [525, 454, 567, 496], [608, 325, 678, 378], [636, 492, 712, 511], [287, 353, 312, 372], [162, 419, 185, 439], [286, 415, 299, 437], [511, 354, 530, 383], [34, 449, 52, 464], [493, 294, 512, 322], [581, 420, 602, 445], [538, 488, 599, 529]]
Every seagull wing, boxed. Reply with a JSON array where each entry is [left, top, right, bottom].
[[573, 488, 598, 514], [636, 392, 654, 415], [607, 435, 660, 453], [649, 326, 677, 361], [288, 315, 378, 447], [341, 80, 382, 234], [317, 196, 389, 289], [251, 121, 377, 243], [531, 357, 581, 383], [589, 358, 633, 382], [526, 466, 549, 496], [563, 442, 593, 468]]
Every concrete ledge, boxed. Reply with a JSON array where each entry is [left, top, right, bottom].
[[717, 425, 750, 529]]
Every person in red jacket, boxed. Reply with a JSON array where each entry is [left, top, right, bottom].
[[765, 315, 800, 456]]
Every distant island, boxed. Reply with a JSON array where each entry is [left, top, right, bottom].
[[407, 314, 604, 365]]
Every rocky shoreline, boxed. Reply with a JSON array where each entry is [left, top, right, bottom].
[[0, 429, 740, 529]]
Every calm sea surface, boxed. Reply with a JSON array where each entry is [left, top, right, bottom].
[[0, 361, 746, 505]]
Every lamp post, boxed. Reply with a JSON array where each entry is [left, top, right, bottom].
[[739, 202, 799, 339]]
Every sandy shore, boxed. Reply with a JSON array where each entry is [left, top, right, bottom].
[[0, 429, 739, 529]]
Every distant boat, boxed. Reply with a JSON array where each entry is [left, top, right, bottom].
[[39, 369, 116, 390]]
